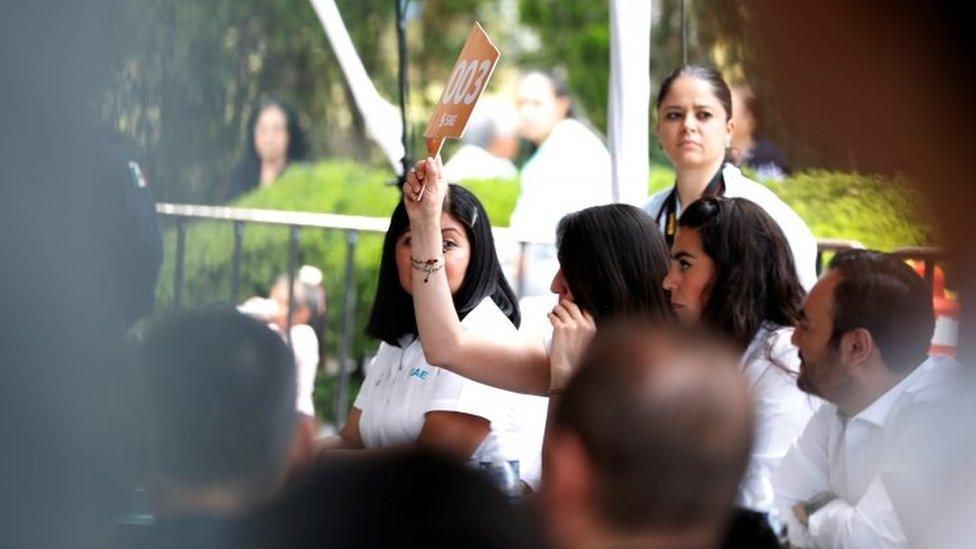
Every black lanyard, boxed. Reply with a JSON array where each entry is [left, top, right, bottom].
[[656, 166, 727, 248]]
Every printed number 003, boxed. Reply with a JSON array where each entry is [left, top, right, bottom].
[[441, 59, 492, 106]]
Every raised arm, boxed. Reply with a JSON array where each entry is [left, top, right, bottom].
[[402, 158, 550, 395]]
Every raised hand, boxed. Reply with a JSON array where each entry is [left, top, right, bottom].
[[402, 156, 446, 222]]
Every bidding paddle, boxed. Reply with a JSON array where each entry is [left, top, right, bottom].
[[417, 22, 500, 200]]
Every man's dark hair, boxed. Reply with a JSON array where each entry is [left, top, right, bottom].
[[678, 196, 805, 350], [553, 323, 753, 534], [827, 249, 935, 373], [556, 204, 673, 326], [365, 184, 520, 346], [142, 309, 297, 504]]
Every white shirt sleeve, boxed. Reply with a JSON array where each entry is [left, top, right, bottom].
[[290, 325, 319, 417], [424, 368, 509, 423], [807, 477, 908, 548], [773, 405, 836, 547]]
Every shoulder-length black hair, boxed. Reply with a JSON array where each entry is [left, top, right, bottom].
[[556, 204, 673, 326], [678, 196, 805, 350], [226, 99, 309, 201], [365, 185, 520, 346]]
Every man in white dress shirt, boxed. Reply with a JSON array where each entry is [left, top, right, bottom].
[[774, 249, 959, 548]]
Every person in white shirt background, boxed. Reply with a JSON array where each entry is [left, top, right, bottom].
[[507, 70, 613, 298], [645, 65, 818, 290], [662, 195, 818, 516], [441, 97, 518, 183], [323, 182, 545, 493], [239, 265, 326, 421], [774, 249, 960, 548]]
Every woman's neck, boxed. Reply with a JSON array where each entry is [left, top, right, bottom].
[[260, 158, 286, 186], [675, 157, 725, 208]]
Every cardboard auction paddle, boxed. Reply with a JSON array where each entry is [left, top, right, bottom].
[[423, 22, 501, 170]]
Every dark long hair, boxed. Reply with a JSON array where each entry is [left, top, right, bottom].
[[678, 197, 804, 350], [365, 185, 520, 346], [656, 65, 733, 121], [226, 100, 309, 201], [556, 204, 673, 326]]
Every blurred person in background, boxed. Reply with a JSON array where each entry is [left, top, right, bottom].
[[441, 97, 518, 182], [240, 265, 327, 420], [729, 83, 791, 180], [226, 99, 309, 202], [664, 196, 817, 515], [138, 309, 314, 549], [773, 250, 959, 547], [541, 323, 754, 549], [508, 70, 613, 297], [645, 65, 817, 290]]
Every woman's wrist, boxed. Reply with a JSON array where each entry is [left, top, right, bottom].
[[549, 359, 571, 393]]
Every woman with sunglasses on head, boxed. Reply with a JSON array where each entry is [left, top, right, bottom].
[[647, 65, 818, 290], [664, 195, 818, 513]]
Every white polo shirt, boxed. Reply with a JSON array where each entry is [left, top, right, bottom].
[[738, 323, 820, 512], [353, 298, 545, 472], [644, 163, 818, 290]]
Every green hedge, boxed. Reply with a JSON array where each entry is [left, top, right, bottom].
[[156, 159, 934, 420]]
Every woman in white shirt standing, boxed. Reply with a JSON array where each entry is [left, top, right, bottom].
[[663, 196, 818, 513], [331, 184, 542, 485], [645, 65, 818, 290]]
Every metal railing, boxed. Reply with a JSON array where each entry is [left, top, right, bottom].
[[156, 203, 949, 422], [155, 203, 542, 425]]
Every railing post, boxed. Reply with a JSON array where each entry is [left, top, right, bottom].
[[335, 229, 358, 426], [174, 217, 186, 310], [231, 221, 244, 304], [816, 249, 824, 276], [286, 226, 300, 347]]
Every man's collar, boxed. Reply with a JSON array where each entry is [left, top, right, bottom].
[[851, 356, 935, 427]]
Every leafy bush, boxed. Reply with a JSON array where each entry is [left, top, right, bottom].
[[156, 159, 934, 421]]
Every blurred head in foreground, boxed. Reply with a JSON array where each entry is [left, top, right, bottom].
[[142, 309, 303, 517], [245, 450, 540, 549], [542, 323, 753, 549]]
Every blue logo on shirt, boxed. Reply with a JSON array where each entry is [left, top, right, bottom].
[[408, 368, 429, 380]]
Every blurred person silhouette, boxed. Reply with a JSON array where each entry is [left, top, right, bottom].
[[644, 65, 817, 290], [773, 250, 959, 547], [509, 70, 613, 296], [137, 309, 315, 549], [729, 84, 791, 180], [243, 450, 542, 549], [226, 99, 309, 202], [441, 97, 518, 182], [240, 265, 327, 420], [540, 323, 754, 549], [1, 2, 158, 546], [663, 196, 817, 515]]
